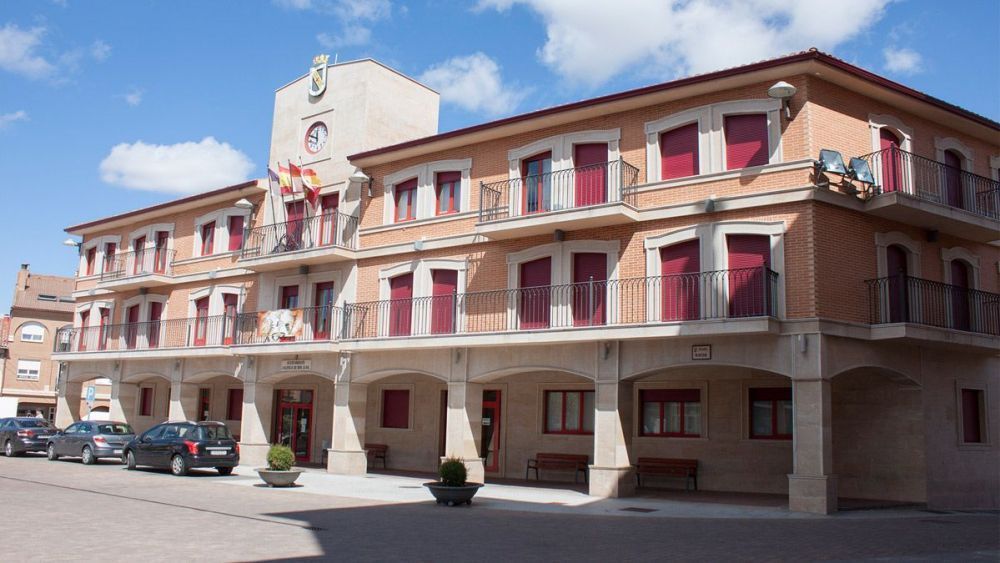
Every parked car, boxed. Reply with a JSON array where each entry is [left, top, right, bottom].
[[47, 421, 135, 464], [122, 421, 239, 476], [0, 417, 58, 457]]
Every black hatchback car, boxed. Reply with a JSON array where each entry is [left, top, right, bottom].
[[122, 421, 239, 476], [0, 417, 58, 456]]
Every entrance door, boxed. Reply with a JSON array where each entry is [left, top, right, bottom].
[[276, 390, 314, 463], [481, 390, 501, 473]]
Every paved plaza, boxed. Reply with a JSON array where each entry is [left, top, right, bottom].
[[1, 455, 997, 562]]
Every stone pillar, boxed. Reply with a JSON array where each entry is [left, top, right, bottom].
[[788, 334, 837, 514], [444, 380, 485, 484], [589, 341, 634, 497], [109, 379, 138, 422], [238, 357, 272, 468], [54, 365, 83, 428], [168, 367, 199, 421], [328, 353, 369, 475]]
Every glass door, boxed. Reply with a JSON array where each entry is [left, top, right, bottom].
[[275, 390, 314, 463], [481, 390, 501, 473]]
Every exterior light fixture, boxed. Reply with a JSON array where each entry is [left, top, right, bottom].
[[234, 198, 254, 210], [815, 149, 848, 177], [63, 238, 81, 247], [704, 198, 716, 213], [847, 158, 875, 185], [767, 81, 797, 119], [413, 239, 425, 251]]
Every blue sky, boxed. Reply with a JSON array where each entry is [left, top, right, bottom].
[[1, 0, 998, 312]]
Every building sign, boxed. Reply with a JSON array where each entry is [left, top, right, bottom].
[[281, 359, 311, 372], [691, 345, 712, 360], [257, 309, 304, 342], [309, 54, 329, 97], [85, 386, 96, 406]]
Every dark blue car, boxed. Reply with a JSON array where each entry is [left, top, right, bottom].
[[123, 421, 239, 476]]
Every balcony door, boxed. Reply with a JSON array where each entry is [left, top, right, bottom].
[[388, 274, 413, 337], [153, 231, 169, 273], [950, 260, 971, 331], [313, 282, 335, 339], [660, 240, 701, 321], [125, 305, 140, 349], [944, 150, 964, 209], [222, 294, 238, 345], [573, 143, 607, 207], [78, 310, 90, 351], [879, 129, 903, 193], [318, 194, 339, 246], [572, 253, 606, 326], [193, 297, 210, 346], [430, 270, 458, 334], [522, 152, 552, 215], [519, 257, 551, 329], [132, 236, 146, 275], [148, 302, 163, 348], [727, 235, 771, 317], [886, 244, 909, 323], [285, 201, 305, 250]]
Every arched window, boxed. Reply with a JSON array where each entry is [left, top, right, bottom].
[[20, 322, 45, 343]]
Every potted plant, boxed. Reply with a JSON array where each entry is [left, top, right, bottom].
[[424, 457, 484, 506], [256, 444, 302, 487]]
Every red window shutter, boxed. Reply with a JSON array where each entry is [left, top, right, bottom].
[[951, 261, 971, 331], [389, 273, 413, 336], [573, 143, 607, 206], [382, 389, 410, 428], [140, 387, 153, 417], [285, 201, 305, 246], [227, 216, 244, 251], [227, 388, 243, 421], [313, 282, 335, 339], [749, 387, 791, 402], [104, 243, 116, 273], [279, 285, 299, 309], [660, 123, 699, 179], [641, 389, 700, 403], [436, 171, 461, 215], [430, 270, 458, 334], [572, 253, 607, 326], [944, 150, 963, 208], [961, 389, 982, 443], [86, 248, 96, 276], [319, 194, 340, 245], [522, 152, 552, 214], [724, 114, 768, 170], [125, 305, 140, 349], [727, 235, 771, 317], [201, 221, 215, 255], [194, 296, 210, 346], [660, 240, 700, 321], [395, 178, 417, 221], [223, 293, 239, 344], [519, 257, 551, 329], [879, 129, 903, 193]]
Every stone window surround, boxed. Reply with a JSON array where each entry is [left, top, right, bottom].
[[376, 383, 415, 431], [382, 159, 473, 225], [194, 207, 251, 258], [934, 137, 975, 171], [75, 300, 115, 328], [954, 381, 991, 448], [378, 258, 469, 334], [868, 113, 914, 153], [990, 155, 1000, 181], [119, 293, 169, 324], [632, 380, 710, 441], [644, 99, 783, 183], [78, 235, 121, 278], [940, 247, 980, 289], [127, 223, 176, 253], [643, 221, 787, 321], [187, 284, 246, 318], [272, 270, 344, 311], [874, 231, 922, 279]]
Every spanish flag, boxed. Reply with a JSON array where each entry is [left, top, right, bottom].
[[302, 168, 322, 207], [277, 163, 292, 195]]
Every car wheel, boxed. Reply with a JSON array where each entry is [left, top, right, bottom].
[[81, 446, 95, 465], [47, 444, 59, 461], [216, 467, 234, 476], [4, 440, 16, 457], [170, 454, 188, 476], [125, 450, 137, 470]]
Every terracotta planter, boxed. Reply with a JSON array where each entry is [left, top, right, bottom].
[[424, 482, 484, 506], [256, 468, 303, 487]]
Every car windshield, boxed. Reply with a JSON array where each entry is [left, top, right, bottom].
[[18, 420, 52, 428], [196, 426, 232, 440], [98, 424, 133, 435]]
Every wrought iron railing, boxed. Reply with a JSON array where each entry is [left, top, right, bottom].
[[53, 314, 237, 353], [234, 305, 344, 345], [241, 212, 359, 259], [866, 275, 1000, 336], [343, 267, 778, 339], [100, 248, 175, 281], [860, 147, 1000, 219], [478, 158, 641, 222]]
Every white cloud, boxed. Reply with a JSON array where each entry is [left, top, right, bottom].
[[281, 0, 392, 48], [0, 24, 54, 79], [882, 47, 922, 74], [418, 52, 526, 116], [477, 0, 893, 86], [0, 110, 28, 129], [90, 39, 111, 61], [317, 28, 370, 49], [99, 137, 255, 194], [122, 87, 144, 106]]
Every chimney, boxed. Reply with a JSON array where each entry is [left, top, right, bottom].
[[16, 264, 29, 291]]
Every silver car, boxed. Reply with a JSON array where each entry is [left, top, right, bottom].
[[47, 421, 135, 465]]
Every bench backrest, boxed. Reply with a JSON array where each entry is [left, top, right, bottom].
[[365, 443, 388, 453], [536, 453, 589, 463], [636, 457, 697, 468]]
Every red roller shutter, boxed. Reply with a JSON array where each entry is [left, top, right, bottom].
[[573, 143, 607, 207], [660, 240, 700, 321], [572, 253, 607, 326], [389, 273, 413, 336], [519, 257, 551, 329], [724, 114, 768, 170], [727, 235, 771, 317], [382, 389, 410, 429], [227, 215, 244, 251], [641, 389, 700, 403], [660, 123, 699, 179], [430, 270, 458, 334]]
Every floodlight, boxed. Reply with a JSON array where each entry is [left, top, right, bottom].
[[348, 168, 370, 183], [767, 81, 797, 100], [815, 149, 848, 176], [848, 158, 876, 185], [63, 238, 81, 247], [234, 198, 254, 209]]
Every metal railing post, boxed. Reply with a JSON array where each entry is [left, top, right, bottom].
[[588, 276, 595, 326]]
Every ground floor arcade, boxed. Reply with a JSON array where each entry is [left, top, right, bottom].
[[55, 332, 998, 514]]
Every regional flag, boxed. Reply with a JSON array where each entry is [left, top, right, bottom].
[[302, 168, 322, 207], [288, 162, 303, 194], [277, 163, 293, 195], [267, 168, 281, 196]]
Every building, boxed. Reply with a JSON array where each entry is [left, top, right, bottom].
[[0, 265, 84, 420], [53, 50, 999, 514]]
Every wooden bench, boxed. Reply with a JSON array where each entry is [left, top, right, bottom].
[[634, 457, 698, 491], [365, 443, 388, 469], [526, 453, 589, 484]]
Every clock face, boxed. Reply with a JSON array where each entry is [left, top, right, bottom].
[[305, 122, 328, 154]]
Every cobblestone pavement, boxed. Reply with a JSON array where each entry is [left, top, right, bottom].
[[1, 455, 996, 562]]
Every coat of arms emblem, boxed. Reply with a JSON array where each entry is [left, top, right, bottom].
[[309, 54, 329, 97]]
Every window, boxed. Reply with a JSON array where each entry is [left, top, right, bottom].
[[226, 388, 243, 421], [104, 243, 117, 273], [435, 172, 461, 215], [153, 231, 170, 273], [197, 388, 211, 422], [544, 390, 595, 434], [961, 389, 985, 443], [381, 389, 410, 429], [522, 152, 552, 214], [749, 387, 792, 439], [85, 247, 96, 276], [724, 114, 769, 170], [139, 387, 154, 417], [660, 123, 700, 180], [279, 285, 299, 309], [16, 360, 41, 381], [640, 389, 701, 437], [227, 215, 244, 251], [20, 323, 44, 343], [201, 221, 216, 256], [395, 179, 417, 222]]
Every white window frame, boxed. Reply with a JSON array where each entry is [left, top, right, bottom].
[[16, 359, 41, 381], [382, 159, 473, 225], [989, 155, 1000, 181], [78, 235, 121, 278], [19, 322, 45, 343], [194, 207, 250, 257], [377, 258, 469, 335], [125, 223, 175, 275]]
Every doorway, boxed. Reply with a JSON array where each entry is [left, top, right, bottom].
[[481, 390, 502, 473], [275, 389, 314, 463]]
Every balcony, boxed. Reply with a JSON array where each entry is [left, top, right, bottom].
[[53, 314, 236, 359], [97, 248, 175, 290], [231, 305, 343, 354], [860, 148, 1000, 242], [343, 267, 779, 347], [866, 275, 1000, 344], [476, 159, 641, 239], [239, 212, 359, 271]]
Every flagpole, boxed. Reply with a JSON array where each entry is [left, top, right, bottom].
[[291, 158, 312, 248], [266, 164, 278, 227]]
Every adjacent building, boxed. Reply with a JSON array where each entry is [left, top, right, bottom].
[[53, 50, 999, 514]]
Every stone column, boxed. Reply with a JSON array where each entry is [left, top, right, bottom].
[[54, 365, 83, 428], [237, 357, 272, 467], [328, 353, 369, 474], [589, 341, 635, 497], [109, 379, 138, 422], [444, 380, 485, 484], [168, 367, 199, 421], [788, 334, 837, 514]]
